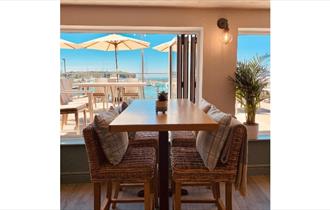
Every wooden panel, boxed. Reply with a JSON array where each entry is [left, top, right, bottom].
[[176, 35, 182, 99], [190, 35, 196, 103], [168, 46, 173, 99], [109, 99, 217, 132], [182, 35, 188, 98]]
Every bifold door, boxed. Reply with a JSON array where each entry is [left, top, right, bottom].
[[176, 34, 197, 103]]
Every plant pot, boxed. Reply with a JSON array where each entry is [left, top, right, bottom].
[[156, 100, 167, 114], [244, 123, 259, 140]]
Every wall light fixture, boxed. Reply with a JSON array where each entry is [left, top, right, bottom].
[[217, 18, 233, 44]]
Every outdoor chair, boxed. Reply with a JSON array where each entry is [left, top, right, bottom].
[[60, 78, 90, 134], [94, 78, 108, 109], [108, 77, 118, 105], [170, 118, 247, 210], [83, 124, 157, 210], [60, 103, 87, 135], [122, 78, 140, 101]]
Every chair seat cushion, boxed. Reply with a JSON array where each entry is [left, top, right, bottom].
[[93, 146, 156, 182], [171, 131, 196, 147], [171, 147, 236, 182], [94, 110, 129, 165], [196, 106, 232, 170], [131, 131, 159, 149], [123, 92, 139, 96], [60, 102, 87, 113], [93, 93, 105, 97]]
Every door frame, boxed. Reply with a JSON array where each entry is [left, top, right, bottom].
[[61, 25, 204, 104]]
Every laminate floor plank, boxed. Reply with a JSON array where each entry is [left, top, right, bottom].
[[61, 176, 270, 210]]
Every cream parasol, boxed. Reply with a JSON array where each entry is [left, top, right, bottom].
[[60, 39, 80, 49], [153, 37, 177, 98], [81, 34, 150, 81], [153, 37, 177, 52]]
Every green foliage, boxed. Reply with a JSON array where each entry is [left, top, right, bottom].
[[229, 54, 270, 124], [158, 91, 168, 101]]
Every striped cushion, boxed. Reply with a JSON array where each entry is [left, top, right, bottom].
[[193, 99, 212, 136], [94, 110, 129, 165], [199, 98, 212, 113], [196, 106, 232, 170]]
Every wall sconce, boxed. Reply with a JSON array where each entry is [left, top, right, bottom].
[[217, 18, 233, 44]]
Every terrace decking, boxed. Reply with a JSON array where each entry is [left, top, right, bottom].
[[61, 176, 270, 210]]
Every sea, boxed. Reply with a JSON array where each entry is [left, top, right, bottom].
[[143, 77, 168, 99]]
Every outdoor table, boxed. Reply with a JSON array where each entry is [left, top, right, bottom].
[[76, 82, 147, 107], [109, 99, 217, 210]]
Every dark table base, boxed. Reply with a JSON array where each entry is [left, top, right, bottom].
[[159, 131, 169, 210], [137, 188, 188, 197]]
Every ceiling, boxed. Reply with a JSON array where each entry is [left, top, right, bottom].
[[61, 0, 270, 9]]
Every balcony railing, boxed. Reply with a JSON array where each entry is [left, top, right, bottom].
[[61, 71, 176, 99]]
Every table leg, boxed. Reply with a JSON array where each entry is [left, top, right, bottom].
[[117, 87, 122, 105], [87, 93, 94, 123], [83, 110, 86, 128], [104, 86, 109, 109], [74, 111, 79, 135], [159, 131, 169, 210], [110, 86, 115, 105]]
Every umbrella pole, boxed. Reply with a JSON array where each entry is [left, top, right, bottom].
[[168, 46, 172, 99], [115, 44, 119, 81], [141, 49, 144, 82], [141, 49, 145, 99], [62, 58, 66, 78]]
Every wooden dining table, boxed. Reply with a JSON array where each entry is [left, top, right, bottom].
[[109, 99, 218, 210]]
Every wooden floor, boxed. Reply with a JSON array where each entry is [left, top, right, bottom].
[[61, 176, 269, 210]]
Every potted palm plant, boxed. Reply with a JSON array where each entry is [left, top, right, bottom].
[[229, 55, 270, 139], [156, 91, 168, 114]]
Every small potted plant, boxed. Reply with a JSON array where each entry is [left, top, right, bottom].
[[156, 91, 168, 114], [229, 54, 270, 140]]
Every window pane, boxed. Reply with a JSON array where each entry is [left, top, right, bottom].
[[236, 34, 270, 135]]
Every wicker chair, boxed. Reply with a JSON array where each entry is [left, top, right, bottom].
[[133, 131, 158, 153], [83, 125, 157, 210], [170, 131, 196, 147], [170, 98, 212, 148], [111, 131, 159, 209], [170, 119, 247, 210]]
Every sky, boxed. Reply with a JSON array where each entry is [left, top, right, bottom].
[[237, 34, 270, 61], [60, 33, 176, 75], [60, 33, 270, 73]]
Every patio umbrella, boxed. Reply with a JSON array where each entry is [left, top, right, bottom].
[[60, 39, 80, 49], [153, 37, 177, 52], [153, 37, 177, 98], [81, 34, 150, 81], [61, 39, 80, 77]]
